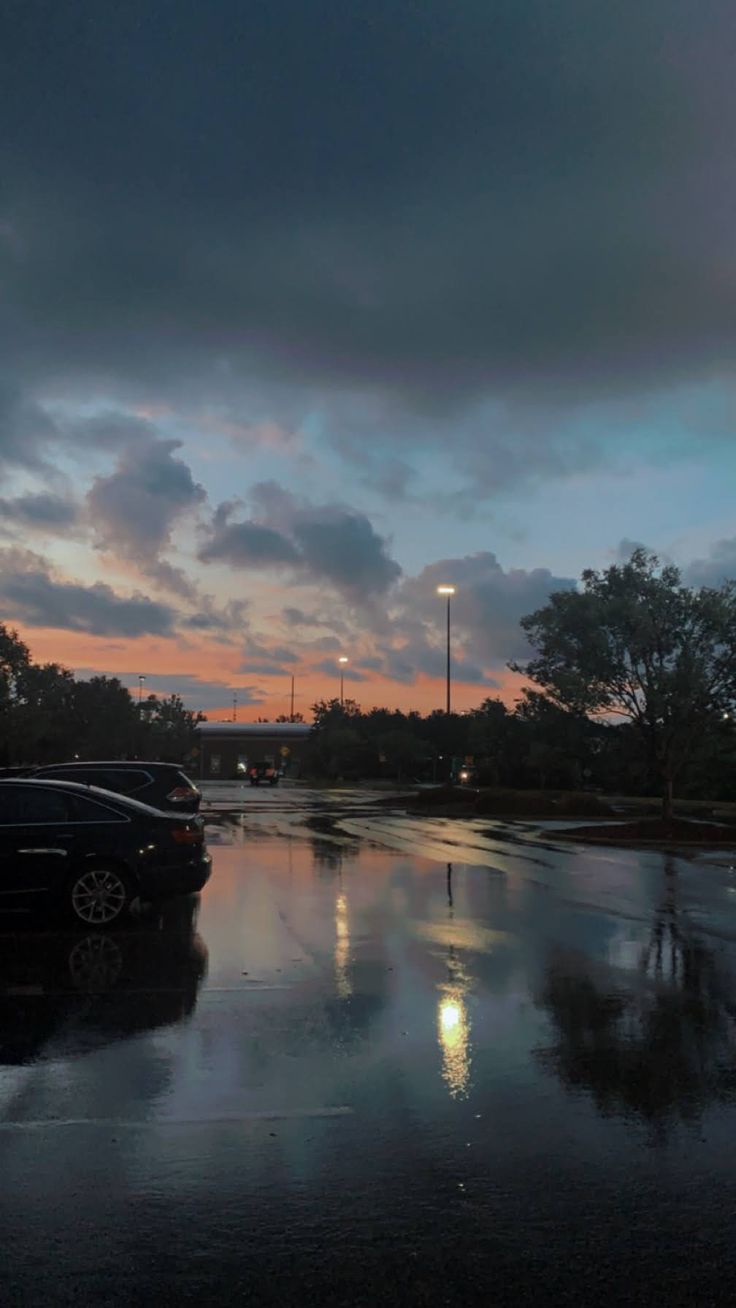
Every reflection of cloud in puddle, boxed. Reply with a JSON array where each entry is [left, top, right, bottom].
[[415, 919, 513, 954]]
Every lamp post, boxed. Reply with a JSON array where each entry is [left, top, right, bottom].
[[338, 656, 349, 707], [436, 586, 455, 715], [138, 674, 146, 713]]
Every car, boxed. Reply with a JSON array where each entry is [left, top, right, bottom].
[[26, 760, 201, 812], [0, 778, 211, 927], [456, 766, 478, 786], [247, 761, 279, 786]]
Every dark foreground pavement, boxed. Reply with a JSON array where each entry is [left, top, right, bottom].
[[3, 796, 736, 1305]]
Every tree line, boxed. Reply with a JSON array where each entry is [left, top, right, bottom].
[[0, 626, 203, 766], [2, 549, 735, 811], [304, 691, 736, 802], [306, 551, 736, 813]]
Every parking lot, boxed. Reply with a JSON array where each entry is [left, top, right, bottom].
[[3, 790, 736, 1304]]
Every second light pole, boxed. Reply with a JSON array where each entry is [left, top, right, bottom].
[[338, 656, 349, 706], [436, 585, 455, 714]]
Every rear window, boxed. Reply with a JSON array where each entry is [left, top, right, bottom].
[[70, 795, 129, 823], [0, 785, 72, 824], [95, 769, 150, 794]]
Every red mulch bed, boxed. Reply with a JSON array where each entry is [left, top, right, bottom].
[[556, 817, 736, 846]]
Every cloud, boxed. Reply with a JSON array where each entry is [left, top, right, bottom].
[[314, 658, 367, 683], [7, 1, 734, 497], [0, 491, 79, 531], [0, 382, 59, 469], [199, 519, 299, 567], [87, 435, 207, 597], [0, 549, 176, 636], [396, 552, 577, 667], [240, 661, 291, 677], [613, 538, 649, 562], [241, 636, 299, 667], [183, 598, 249, 634], [74, 669, 265, 711], [200, 482, 401, 599], [685, 538, 736, 588]]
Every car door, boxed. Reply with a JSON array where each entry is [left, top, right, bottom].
[[0, 785, 76, 908]]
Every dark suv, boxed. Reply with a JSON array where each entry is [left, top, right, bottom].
[[0, 778, 211, 927], [27, 761, 201, 812]]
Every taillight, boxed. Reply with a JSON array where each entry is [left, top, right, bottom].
[[171, 824, 204, 845], [167, 786, 198, 804]]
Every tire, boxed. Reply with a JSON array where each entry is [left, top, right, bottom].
[[250, 778, 258, 787], [269, 777, 278, 786], [66, 865, 134, 928]]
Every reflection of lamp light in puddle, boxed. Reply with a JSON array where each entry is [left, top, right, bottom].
[[437, 989, 471, 1098], [335, 891, 352, 998]]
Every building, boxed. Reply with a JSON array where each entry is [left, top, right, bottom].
[[194, 721, 312, 780]]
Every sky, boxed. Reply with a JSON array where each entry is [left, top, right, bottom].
[[2, 0, 736, 719]]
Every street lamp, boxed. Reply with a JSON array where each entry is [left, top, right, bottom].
[[138, 674, 146, 712], [338, 656, 349, 706], [436, 586, 455, 715]]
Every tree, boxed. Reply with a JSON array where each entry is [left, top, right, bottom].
[[305, 699, 372, 778], [141, 693, 205, 761], [514, 549, 736, 820], [13, 662, 76, 763], [0, 625, 31, 761], [374, 728, 429, 781], [70, 676, 139, 759]]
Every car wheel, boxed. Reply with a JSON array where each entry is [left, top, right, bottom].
[[67, 866, 133, 927]]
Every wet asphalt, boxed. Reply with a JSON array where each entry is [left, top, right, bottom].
[[3, 784, 736, 1305]]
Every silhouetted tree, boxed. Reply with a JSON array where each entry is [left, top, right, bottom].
[[514, 549, 736, 820]]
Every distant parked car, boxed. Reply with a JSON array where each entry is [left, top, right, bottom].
[[247, 761, 279, 787], [0, 778, 211, 927], [455, 765, 478, 786], [27, 761, 201, 812]]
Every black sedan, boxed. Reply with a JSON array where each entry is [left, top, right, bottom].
[[0, 779, 211, 927]]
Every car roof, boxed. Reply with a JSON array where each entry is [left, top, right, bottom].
[[33, 760, 184, 771], [0, 776, 179, 818]]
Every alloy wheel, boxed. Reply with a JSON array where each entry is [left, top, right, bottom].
[[70, 869, 129, 926]]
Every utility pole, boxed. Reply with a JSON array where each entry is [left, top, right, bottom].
[[232, 692, 237, 722], [436, 586, 455, 715], [290, 675, 295, 722]]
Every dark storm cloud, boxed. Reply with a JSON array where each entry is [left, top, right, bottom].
[[0, 491, 79, 531], [199, 519, 300, 568], [0, 550, 176, 636], [200, 484, 401, 599], [4, 0, 736, 485], [0, 383, 58, 469]]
